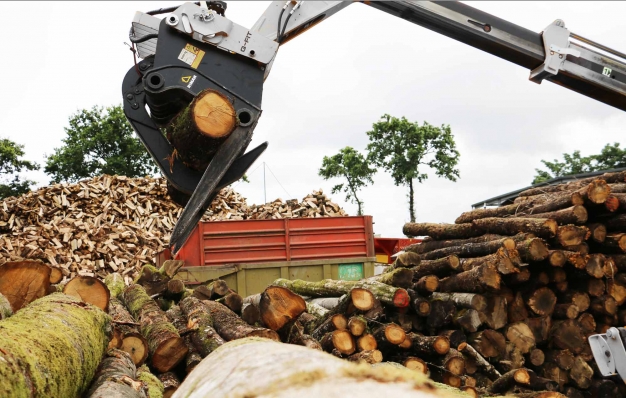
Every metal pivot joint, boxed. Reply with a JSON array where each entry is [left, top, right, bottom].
[[589, 327, 626, 381], [530, 19, 581, 83]]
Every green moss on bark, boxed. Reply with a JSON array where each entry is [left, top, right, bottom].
[[0, 293, 111, 397], [137, 365, 164, 398]]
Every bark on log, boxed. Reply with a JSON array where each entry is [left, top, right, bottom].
[[483, 295, 508, 330], [281, 318, 322, 351], [86, 349, 146, 398], [273, 278, 410, 308], [105, 272, 126, 299], [455, 204, 530, 224], [164, 279, 186, 302], [179, 297, 224, 357], [453, 309, 484, 333], [430, 292, 487, 311], [386, 252, 421, 271], [134, 264, 170, 296], [372, 267, 414, 288], [472, 218, 558, 239], [173, 338, 446, 398], [165, 89, 237, 171], [407, 234, 526, 254], [522, 206, 588, 225], [406, 332, 450, 356], [0, 259, 51, 312], [122, 284, 188, 372], [439, 264, 501, 293], [307, 297, 341, 310], [420, 237, 516, 261], [109, 297, 149, 366], [427, 298, 456, 331], [0, 292, 12, 320], [136, 364, 164, 398], [439, 329, 467, 350], [403, 222, 480, 240], [64, 275, 111, 311], [202, 299, 279, 342], [488, 368, 531, 394], [158, 372, 180, 398], [461, 343, 502, 381], [215, 292, 243, 314], [0, 294, 110, 397], [461, 248, 519, 275], [524, 192, 585, 214], [603, 213, 626, 232], [412, 256, 462, 279], [414, 275, 439, 295]]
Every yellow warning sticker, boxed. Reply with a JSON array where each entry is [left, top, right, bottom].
[[178, 44, 205, 69], [181, 76, 191, 83]]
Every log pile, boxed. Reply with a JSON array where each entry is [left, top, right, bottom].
[[0, 175, 346, 283], [387, 171, 626, 397]]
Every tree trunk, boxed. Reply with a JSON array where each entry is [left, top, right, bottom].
[[412, 255, 461, 279], [430, 292, 487, 311], [179, 297, 224, 357], [64, 275, 111, 311], [122, 284, 188, 373], [472, 217, 558, 239], [0, 259, 51, 312], [165, 89, 237, 171], [173, 338, 446, 398], [86, 349, 146, 398], [164, 279, 186, 302], [403, 222, 480, 240], [273, 278, 410, 308], [0, 294, 110, 397], [0, 292, 12, 320], [439, 264, 501, 293], [109, 297, 149, 366], [202, 299, 279, 341], [409, 178, 415, 223], [522, 205, 588, 225]]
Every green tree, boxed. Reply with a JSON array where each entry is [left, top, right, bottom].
[[45, 105, 158, 183], [532, 143, 626, 184], [0, 138, 39, 199], [319, 146, 375, 215], [366, 114, 460, 223]]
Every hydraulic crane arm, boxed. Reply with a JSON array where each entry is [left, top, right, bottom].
[[252, 1, 626, 112], [124, 1, 626, 252]]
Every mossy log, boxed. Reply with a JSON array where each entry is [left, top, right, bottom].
[[412, 256, 461, 279], [105, 272, 126, 299], [174, 338, 445, 398], [202, 299, 279, 341], [0, 294, 110, 397], [439, 264, 501, 293], [0, 292, 12, 319], [403, 222, 480, 240], [165, 89, 237, 171], [371, 267, 414, 288], [460, 248, 519, 275], [137, 364, 164, 398], [86, 349, 146, 398], [430, 292, 487, 311], [134, 264, 171, 296], [455, 203, 530, 224], [122, 284, 188, 372], [420, 237, 516, 261], [472, 217, 557, 239], [179, 297, 224, 357], [273, 278, 410, 308], [64, 275, 111, 311], [0, 259, 51, 312], [109, 297, 149, 366], [158, 372, 180, 398]]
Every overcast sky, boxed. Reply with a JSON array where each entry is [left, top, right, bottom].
[[1, 1, 625, 237]]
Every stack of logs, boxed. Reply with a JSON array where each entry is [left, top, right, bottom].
[[392, 169, 626, 397], [0, 174, 346, 284]]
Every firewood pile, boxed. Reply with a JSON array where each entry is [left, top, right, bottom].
[[0, 175, 346, 284]]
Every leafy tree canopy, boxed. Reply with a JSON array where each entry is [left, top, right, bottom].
[[0, 138, 39, 199], [319, 146, 375, 215], [532, 142, 626, 184], [45, 105, 158, 183], [366, 114, 460, 223]]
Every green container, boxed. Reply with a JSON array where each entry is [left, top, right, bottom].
[[175, 256, 376, 297]]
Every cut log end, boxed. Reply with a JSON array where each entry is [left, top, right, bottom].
[[392, 289, 410, 308], [192, 90, 236, 138], [63, 275, 110, 311], [121, 333, 149, 366], [351, 288, 375, 311], [260, 286, 306, 331]]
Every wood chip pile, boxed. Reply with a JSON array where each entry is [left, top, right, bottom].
[[0, 175, 346, 283]]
